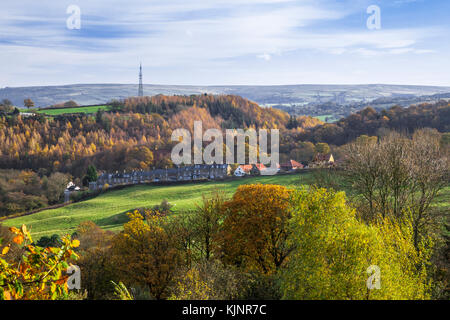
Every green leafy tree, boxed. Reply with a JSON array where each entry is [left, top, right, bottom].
[[36, 234, 62, 248], [84, 165, 98, 185], [109, 99, 123, 112]]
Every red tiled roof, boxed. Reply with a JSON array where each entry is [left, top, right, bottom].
[[289, 160, 303, 168], [280, 160, 303, 169], [238, 163, 267, 173], [239, 164, 253, 173], [254, 163, 267, 170]]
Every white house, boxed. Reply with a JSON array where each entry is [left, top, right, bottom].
[[66, 182, 80, 191], [233, 164, 267, 177], [234, 166, 248, 177]]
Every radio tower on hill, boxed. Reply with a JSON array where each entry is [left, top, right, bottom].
[[138, 63, 144, 97]]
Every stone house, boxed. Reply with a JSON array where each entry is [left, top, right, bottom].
[[89, 164, 231, 191]]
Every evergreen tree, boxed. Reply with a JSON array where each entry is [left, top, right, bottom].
[[85, 165, 98, 183]]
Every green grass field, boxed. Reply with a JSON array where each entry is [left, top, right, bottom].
[[36, 105, 110, 116], [3, 174, 307, 239], [3, 173, 448, 240], [314, 114, 340, 123]]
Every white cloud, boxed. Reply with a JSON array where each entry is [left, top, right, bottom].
[[257, 53, 272, 61], [0, 0, 447, 86]]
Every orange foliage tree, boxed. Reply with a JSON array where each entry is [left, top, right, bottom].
[[217, 184, 294, 275], [110, 211, 182, 299], [0, 225, 79, 300]]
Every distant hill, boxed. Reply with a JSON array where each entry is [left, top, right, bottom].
[[2, 83, 450, 108]]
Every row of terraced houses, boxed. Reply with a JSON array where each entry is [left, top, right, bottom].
[[88, 154, 335, 191]]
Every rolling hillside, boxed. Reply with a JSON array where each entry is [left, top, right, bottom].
[[2, 174, 306, 239], [2, 84, 450, 108]]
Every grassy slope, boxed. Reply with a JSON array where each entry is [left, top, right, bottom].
[[433, 186, 450, 238], [314, 115, 340, 123], [3, 174, 306, 239], [36, 105, 110, 116]]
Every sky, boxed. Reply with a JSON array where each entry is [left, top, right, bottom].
[[1, 0, 450, 87]]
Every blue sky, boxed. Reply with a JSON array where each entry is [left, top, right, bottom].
[[1, 0, 450, 87]]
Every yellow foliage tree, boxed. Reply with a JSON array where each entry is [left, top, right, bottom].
[[169, 268, 213, 300], [110, 211, 182, 300], [281, 188, 432, 300]]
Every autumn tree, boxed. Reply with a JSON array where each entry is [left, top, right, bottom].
[[217, 184, 294, 275], [343, 130, 448, 248], [192, 191, 225, 261], [0, 169, 64, 217], [44, 172, 71, 204], [23, 98, 34, 109], [0, 225, 80, 300], [360, 103, 446, 144], [169, 213, 196, 268], [1, 99, 12, 107], [126, 146, 154, 170], [441, 132, 450, 150], [289, 141, 315, 163], [169, 268, 213, 300], [108, 99, 123, 112], [111, 211, 182, 299], [281, 187, 432, 300], [0, 99, 14, 114], [75, 221, 116, 299], [315, 142, 330, 154], [64, 100, 78, 108], [188, 260, 246, 300]]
